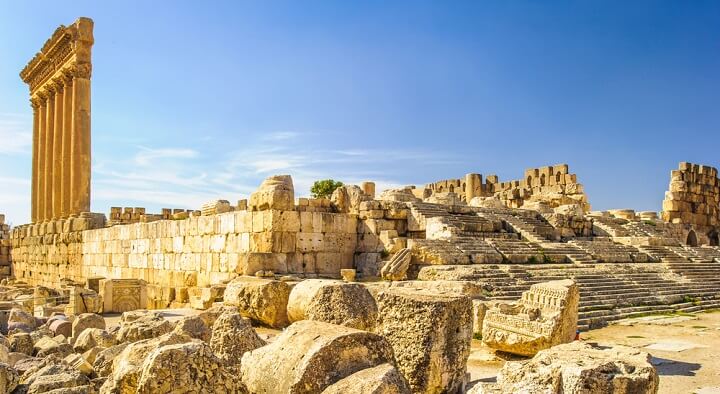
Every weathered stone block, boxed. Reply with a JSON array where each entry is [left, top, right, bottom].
[[376, 287, 472, 393]]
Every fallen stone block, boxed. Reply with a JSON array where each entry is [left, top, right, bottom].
[[287, 279, 378, 331], [223, 277, 290, 328], [321, 363, 410, 394], [471, 341, 659, 394], [376, 287, 472, 393], [136, 340, 247, 393], [241, 320, 396, 393], [482, 279, 579, 356], [115, 311, 172, 343], [71, 313, 105, 341], [209, 309, 265, 364]]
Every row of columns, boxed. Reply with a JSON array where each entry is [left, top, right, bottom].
[[30, 72, 91, 222]]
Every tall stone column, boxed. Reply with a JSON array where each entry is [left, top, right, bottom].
[[465, 173, 481, 202], [61, 73, 74, 218], [43, 89, 55, 221], [30, 99, 40, 222], [70, 72, 91, 215], [52, 80, 64, 219], [36, 93, 47, 222]]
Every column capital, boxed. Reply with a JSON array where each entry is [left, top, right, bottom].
[[51, 77, 65, 93], [68, 63, 92, 79], [45, 82, 58, 94], [30, 97, 42, 109], [36, 89, 49, 100], [61, 69, 74, 85]]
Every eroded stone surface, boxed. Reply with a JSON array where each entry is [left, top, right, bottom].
[[241, 320, 396, 393], [321, 363, 411, 394], [482, 279, 579, 356], [376, 287, 472, 394], [473, 341, 659, 394], [287, 279, 378, 330], [223, 277, 291, 328], [209, 310, 265, 364]]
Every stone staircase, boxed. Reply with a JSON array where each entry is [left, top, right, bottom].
[[539, 242, 596, 264], [591, 216, 632, 237], [570, 239, 651, 263], [417, 262, 720, 331], [491, 212, 557, 243]]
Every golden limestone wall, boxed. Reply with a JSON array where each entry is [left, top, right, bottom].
[[424, 164, 589, 211], [10, 209, 357, 291], [661, 162, 720, 245], [0, 214, 11, 278]]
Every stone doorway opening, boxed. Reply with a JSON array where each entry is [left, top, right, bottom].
[[708, 230, 719, 247], [686, 230, 698, 247]]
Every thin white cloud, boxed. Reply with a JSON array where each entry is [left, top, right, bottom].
[[133, 146, 199, 166], [0, 113, 32, 155], [262, 131, 301, 141]]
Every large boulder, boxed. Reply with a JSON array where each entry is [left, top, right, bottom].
[[100, 332, 190, 392], [172, 315, 211, 342], [482, 279, 579, 356], [18, 356, 90, 394], [241, 320, 396, 393], [249, 175, 294, 211], [115, 311, 172, 343], [73, 328, 116, 353], [136, 341, 247, 393], [376, 287, 472, 394], [0, 363, 18, 394], [321, 363, 410, 394], [8, 333, 33, 355], [223, 277, 291, 328], [287, 280, 378, 331], [71, 313, 105, 341], [331, 185, 370, 214], [209, 310, 265, 364], [472, 342, 659, 394], [7, 309, 35, 331], [92, 342, 129, 378]]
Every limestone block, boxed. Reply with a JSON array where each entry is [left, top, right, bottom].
[[331, 185, 369, 213], [223, 276, 291, 328], [475, 342, 659, 394], [73, 328, 116, 353], [209, 309, 265, 363], [321, 363, 411, 394], [115, 311, 173, 343], [239, 252, 288, 276], [340, 269, 356, 282], [249, 175, 295, 211], [172, 315, 211, 342], [380, 248, 412, 281], [71, 313, 105, 340], [100, 332, 189, 392], [201, 199, 232, 216], [482, 279, 579, 356], [376, 287, 472, 393], [136, 340, 247, 393], [241, 320, 396, 394], [0, 362, 19, 393], [287, 279, 378, 330]]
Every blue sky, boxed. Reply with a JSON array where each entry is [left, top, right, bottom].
[[1, 1, 719, 225]]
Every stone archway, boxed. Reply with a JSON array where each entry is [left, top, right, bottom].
[[686, 230, 698, 247], [708, 230, 719, 247]]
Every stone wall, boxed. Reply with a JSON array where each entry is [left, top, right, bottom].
[[0, 214, 11, 278], [662, 162, 720, 245], [11, 209, 357, 292], [423, 164, 589, 212]]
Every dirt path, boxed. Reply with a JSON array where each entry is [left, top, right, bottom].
[[467, 310, 720, 394]]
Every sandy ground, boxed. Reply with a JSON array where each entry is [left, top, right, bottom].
[[468, 310, 720, 394]]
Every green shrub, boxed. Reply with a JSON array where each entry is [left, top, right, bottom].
[[310, 179, 344, 199]]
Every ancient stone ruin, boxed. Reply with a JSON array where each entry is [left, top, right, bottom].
[[482, 279, 579, 356], [2, 16, 719, 394]]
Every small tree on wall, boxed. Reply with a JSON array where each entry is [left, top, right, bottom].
[[311, 179, 344, 199]]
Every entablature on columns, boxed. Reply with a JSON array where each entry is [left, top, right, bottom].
[[20, 17, 94, 98]]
